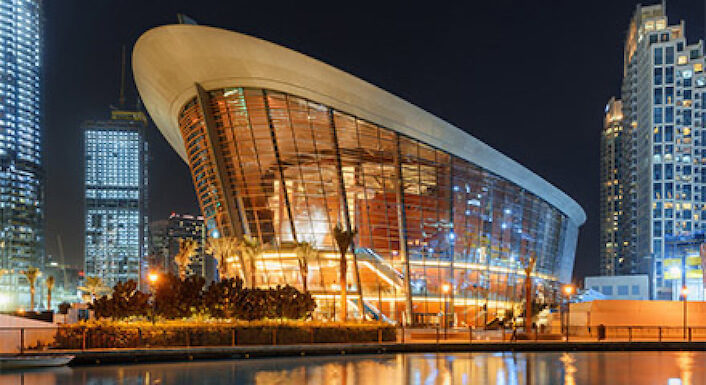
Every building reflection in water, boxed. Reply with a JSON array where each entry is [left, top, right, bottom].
[[1, 352, 706, 384]]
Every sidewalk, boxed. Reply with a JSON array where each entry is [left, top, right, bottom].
[[25, 338, 706, 366]]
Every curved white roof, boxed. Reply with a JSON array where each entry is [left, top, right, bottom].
[[133, 25, 586, 225]]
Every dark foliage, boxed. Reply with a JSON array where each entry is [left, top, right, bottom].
[[153, 274, 206, 318], [90, 275, 316, 321], [90, 280, 150, 319], [58, 301, 71, 315]]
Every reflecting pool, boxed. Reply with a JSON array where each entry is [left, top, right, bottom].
[[1, 351, 704, 385]]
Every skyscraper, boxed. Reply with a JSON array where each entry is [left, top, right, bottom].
[[148, 213, 209, 280], [0, 1, 44, 292], [84, 110, 148, 289], [605, 2, 706, 299], [600, 98, 624, 276]]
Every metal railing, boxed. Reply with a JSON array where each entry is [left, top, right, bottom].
[[0, 326, 395, 354], [3, 324, 706, 354]]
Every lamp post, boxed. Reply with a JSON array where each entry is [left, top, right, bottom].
[[681, 286, 688, 340], [563, 284, 575, 341], [148, 272, 159, 324], [442, 283, 451, 339]]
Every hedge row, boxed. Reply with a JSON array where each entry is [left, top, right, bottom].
[[54, 323, 396, 349]]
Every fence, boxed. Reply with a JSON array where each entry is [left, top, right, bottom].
[[3, 324, 706, 354], [0, 325, 396, 354]]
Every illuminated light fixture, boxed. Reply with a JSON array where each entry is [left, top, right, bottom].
[[563, 284, 575, 296], [148, 272, 159, 284], [441, 283, 451, 294]]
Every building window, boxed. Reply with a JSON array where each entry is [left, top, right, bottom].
[[631, 285, 640, 295], [678, 55, 688, 65], [666, 46, 675, 64], [655, 67, 663, 85], [654, 47, 663, 65], [617, 285, 629, 295], [602, 286, 614, 296]]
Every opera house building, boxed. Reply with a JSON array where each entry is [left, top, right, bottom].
[[134, 24, 586, 326]]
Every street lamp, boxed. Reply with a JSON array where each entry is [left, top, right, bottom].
[[148, 272, 159, 324], [681, 286, 688, 340], [442, 283, 451, 339], [563, 284, 575, 341]]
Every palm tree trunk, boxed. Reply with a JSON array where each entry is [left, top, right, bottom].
[[250, 257, 256, 288], [525, 275, 532, 332], [340, 252, 347, 321], [30, 285, 35, 310], [48, 289, 52, 310]]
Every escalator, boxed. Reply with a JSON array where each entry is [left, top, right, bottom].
[[355, 248, 404, 289]]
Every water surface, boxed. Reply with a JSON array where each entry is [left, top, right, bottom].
[[1, 351, 703, 384]]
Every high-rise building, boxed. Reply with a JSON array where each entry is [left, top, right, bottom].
[[134, 24, 585, 324], [83, 110, 149, 289], [147, 218, 169, 270], [166, 213, 207, 278], [148, 213, 208, 279], [600, 98, 624, 276], [0, 1, 44, 304], [606, 2, 706, 299]]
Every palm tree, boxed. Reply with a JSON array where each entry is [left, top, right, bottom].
[[46, 276, 55, 310], [206, 236, 240, 281], [333, 223, 356, 321], [295, 241, 317, 293], [21, 267, 41, 310], [78, 276, 109, 302], [519, 253, 537, 332], [174, 239, 198, 280], [239, 235, 263, 288]]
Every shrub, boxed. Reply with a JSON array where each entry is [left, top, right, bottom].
[[58, 302, 71, 315], [53, 320, 395, 349]]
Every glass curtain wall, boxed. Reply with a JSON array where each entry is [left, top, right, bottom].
[[177, 87, 570, 325]]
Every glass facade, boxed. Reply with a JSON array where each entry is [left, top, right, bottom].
[[177, 86, 575, 325], [0, 0, 43, 273], [84, 118, 148, 288]]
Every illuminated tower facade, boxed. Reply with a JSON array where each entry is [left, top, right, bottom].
[[612, 2, 706, 299]]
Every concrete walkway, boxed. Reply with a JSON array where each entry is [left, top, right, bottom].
[[17, 339, 706, 366]]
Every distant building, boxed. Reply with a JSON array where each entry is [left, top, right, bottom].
[[584, 275, 650, 301], [166, 213, 207, 278], [83, 110, 149, 288], [147, 219, 169, 271], [600, 98, 625, 276], [604, 2, 706, 299], [0, 0, 44, 308], [149, 213, 210, 280]]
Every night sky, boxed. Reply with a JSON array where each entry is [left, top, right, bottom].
[[42, 1, 705, 280]]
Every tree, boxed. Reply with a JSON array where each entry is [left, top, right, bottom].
[[46, 276, 55, 310], [154, 273, 206, 318], [21, 267, 41, 310], [206, 236, 240, 281], [174, 239, 198, 280], [295, 241, 317, 293], [78, 276, 109, 302], [58, 301, 71, 315], [239, 235, 263, 288], [519, 253, 537, 331], [91, 280, 150, 320], [333, 223, 356, 321], [202, 277, 244, 318]]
